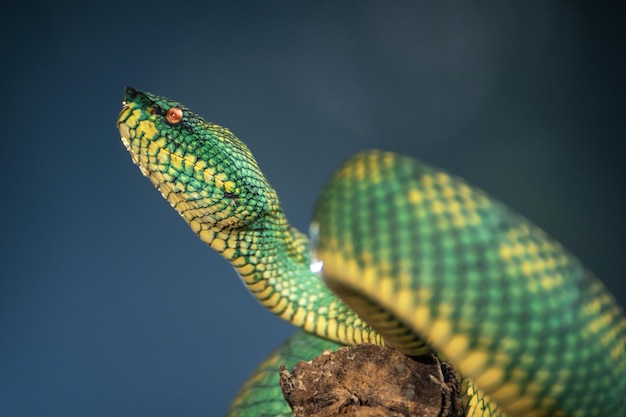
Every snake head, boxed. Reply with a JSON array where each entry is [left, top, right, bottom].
[[117, 87, 273, 235]]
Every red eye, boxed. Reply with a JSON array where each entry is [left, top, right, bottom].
[[166, 107, 183, 124]]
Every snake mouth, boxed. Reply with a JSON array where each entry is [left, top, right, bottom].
[[118, 123, 131, 150], [116, 102, 146, 174], [116, 99, 130, 125]]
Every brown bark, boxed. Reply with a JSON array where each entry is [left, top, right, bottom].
[[279, 344, 463, 417]]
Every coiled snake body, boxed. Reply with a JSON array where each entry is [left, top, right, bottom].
[[117, 88, 626, 416]]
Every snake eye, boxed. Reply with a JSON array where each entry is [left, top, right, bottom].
[[166, 107, 183, 125]]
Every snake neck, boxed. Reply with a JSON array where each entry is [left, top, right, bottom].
[[194, 190, 384, 347]]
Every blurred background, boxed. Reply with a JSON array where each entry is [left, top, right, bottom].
[[1, 2, 624, 416]]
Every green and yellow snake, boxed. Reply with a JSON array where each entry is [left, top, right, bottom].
[[117, 87, 626, 417]]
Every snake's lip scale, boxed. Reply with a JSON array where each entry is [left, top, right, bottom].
[[116, 101, 129, 126], [116, 98, 145, 172], [119, 128, 130, 148], [117, 122, 132, 154]]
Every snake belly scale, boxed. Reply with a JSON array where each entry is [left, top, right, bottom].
[[117, 87, 626, 417]]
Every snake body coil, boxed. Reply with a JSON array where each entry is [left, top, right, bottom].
[[117, 88, 626, 417]]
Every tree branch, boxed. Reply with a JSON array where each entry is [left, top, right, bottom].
[[279, 344, 463, 417]]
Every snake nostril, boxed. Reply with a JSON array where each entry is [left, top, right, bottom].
[[125, 86, 139, 99]]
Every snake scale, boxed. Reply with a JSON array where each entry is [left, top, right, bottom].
[[117, 87, 626, 417]]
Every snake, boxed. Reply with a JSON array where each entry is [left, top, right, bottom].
[[117, 87, 626, 417]]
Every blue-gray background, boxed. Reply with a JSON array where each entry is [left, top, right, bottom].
[[1, 2, 624, 416]]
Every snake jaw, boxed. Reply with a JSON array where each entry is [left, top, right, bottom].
[[117, 103, 131, 147], [117, 102, 150, 177], [118, 123, 131, 152]]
